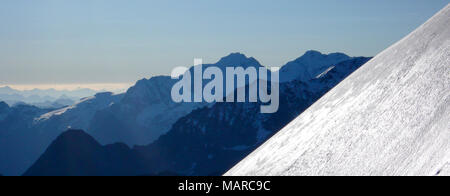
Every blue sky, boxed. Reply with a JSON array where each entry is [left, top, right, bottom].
[[0, 0, 448, 88]]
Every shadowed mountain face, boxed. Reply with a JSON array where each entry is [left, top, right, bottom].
[[23, 130, 139, 176], [25, 57, 371, 176]]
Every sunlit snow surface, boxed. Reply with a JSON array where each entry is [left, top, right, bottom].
[[227, 4, 450, 176]]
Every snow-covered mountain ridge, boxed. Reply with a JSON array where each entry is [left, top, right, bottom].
[[279, 50, 351, 82]]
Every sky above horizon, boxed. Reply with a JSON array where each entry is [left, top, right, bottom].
[[1, 0, 448, 89]]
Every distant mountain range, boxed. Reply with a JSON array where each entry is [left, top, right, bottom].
[[0, 86, 98, 98], [23, 53, 371, 176], [1, 50, 370, 176], [0, 86, 99, 108]]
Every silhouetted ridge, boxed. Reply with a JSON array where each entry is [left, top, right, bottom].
[[215, 53, 261, 68], [53, 129, 100, 147], [23, 129, 138, 176]]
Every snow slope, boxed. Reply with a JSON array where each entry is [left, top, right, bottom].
[[436, 162, 449, 176], [35, 92, 124, 131], [227, 4, 450, 176]]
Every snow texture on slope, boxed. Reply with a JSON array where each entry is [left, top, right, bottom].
[[227, 4, 450, 176], [436, 162, 449, 176]]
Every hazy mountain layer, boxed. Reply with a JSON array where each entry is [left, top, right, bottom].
[[24, 57, 370, 176], [0, 86, 98, 106]]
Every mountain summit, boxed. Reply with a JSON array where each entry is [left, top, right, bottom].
[[279, 50, 350, 82], [215, 53, 262, 68], [227, 4, 450, 176], [23, 130, 137, 176]]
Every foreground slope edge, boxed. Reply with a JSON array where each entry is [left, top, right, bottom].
[[226, 4, 450, 176]]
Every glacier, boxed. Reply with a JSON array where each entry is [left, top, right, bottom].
[[226, 4, 450, 176]]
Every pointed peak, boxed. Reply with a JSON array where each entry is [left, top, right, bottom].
[[54, 129, 101, 148], [298, 50, 350, 61], [279, 50, 353, 82], [216, 53, 261, 68], [59, 129, 91, 139], [222, 52, 248, 60], [218, 53, 249, 63], [303, 50, 324, 56]]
